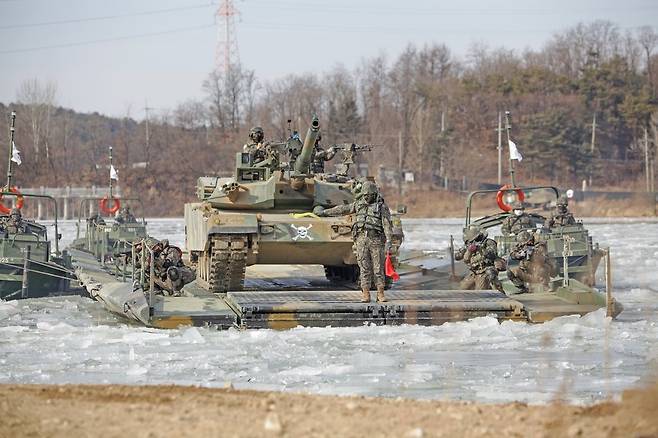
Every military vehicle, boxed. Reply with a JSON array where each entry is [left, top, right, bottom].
[[0, 192, 74, 300], [0, 111, 74, 300], [68, 146, 148, 264], [69, 197, 147, 262], [185, 115, 404, 292], [465, 186, 604, 287]]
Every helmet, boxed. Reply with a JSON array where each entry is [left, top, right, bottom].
[[511, 201, 525, 210], [361, 181, 379, 203], [516, 230, 533, 243], [249, 126, 264, 143], [557, 195, 568, 207], [9, 207, 21, 218], [463, 225, 487, 242], [362, 181, 378, 196]]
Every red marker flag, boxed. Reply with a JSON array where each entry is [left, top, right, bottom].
[[385, 252, 400, 281]]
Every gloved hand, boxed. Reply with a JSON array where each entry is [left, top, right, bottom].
[[468, 244, 478, 252], [312, 205, 326, 217]]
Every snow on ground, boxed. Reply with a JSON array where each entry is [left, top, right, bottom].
[[1, 218, 656, 404]]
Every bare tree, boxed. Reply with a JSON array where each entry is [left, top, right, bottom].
[[15, 78, 57, 162], [637, 26, 658, 95]]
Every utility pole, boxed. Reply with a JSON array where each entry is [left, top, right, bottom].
[[144, 101, 152, 169], [398, 131, 403, 195], [590, 112, 597, 153], [496, 112, 503, 185], [645, 128, 650, 192]]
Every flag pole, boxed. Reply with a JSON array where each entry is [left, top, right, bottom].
[[109, 146, 113, 199], [6, 110, 16, 190], [504, 111, 516, 188]]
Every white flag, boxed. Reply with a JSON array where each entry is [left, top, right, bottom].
[[11, 141, 21, 165], [110, 165, 119, 180], [508, 139, 523, 161]]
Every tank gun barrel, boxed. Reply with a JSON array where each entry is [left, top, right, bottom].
[[293, 115, 320, 175]]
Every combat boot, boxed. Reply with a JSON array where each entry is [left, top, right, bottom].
[[360, 287, 371, 303], [376, 285, 387, 302]]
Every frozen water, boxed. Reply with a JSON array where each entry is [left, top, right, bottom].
[[0, 218, 656, 404]]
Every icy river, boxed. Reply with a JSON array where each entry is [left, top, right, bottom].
[[0, 218, 656, 404]]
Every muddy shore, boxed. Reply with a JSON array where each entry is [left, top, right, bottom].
[[1, 383, 656, 437]]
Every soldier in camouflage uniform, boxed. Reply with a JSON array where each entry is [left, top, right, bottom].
[[2, 208, 26, 234], [317, 181, 393, 303], [455, 225, 504, 292], [115, 206, 137, 224], [501, 201, 534, 236], [507, 230, 556, 293], [243, 126, 266, 164], [310, 134, 338, 173], [544, 195, 576, 229]]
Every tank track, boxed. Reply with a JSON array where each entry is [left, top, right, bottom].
[[204, 235, 248, 293]]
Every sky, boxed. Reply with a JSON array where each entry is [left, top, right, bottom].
[[0, 0, 657, 118]]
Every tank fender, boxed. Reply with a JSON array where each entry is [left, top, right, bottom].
[[207, 213, 258, 235]]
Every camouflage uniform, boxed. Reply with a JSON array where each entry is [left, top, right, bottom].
[[310, 134, 337, 173], [501, 202, 534, 236], [507, 231, 556, 293], [455, 225, 504, 292], [243, 126, 266, 164], [141, 239, 195, 295], [3, 208, 25, 234], [319, 181, 392, 303], [544, 196, 576, 229], [87, 213, 106, 227], [115, 206, 137, 224]]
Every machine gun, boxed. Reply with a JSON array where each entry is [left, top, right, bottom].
[[330, 143, 377, 176]]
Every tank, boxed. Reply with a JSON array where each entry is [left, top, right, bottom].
[[185, 116, 404, 292]]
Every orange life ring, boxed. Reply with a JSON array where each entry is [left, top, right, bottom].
[[99, 196, 121, 215], [0, 186, 24, 214], [496, 184, 525, 212]]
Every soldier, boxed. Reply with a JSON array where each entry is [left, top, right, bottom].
[[87, 213, 106, 227], [544, 195, 576, 229], [506, 230, 556, 294], [316, 181, 392, 303], [501, 201, 534, 236], [115, 206, 137, 224], [455, 225, 504, 292], [4, 208, 25, 234], [243, 126, 265, 153], [310, 134, 338, 173]]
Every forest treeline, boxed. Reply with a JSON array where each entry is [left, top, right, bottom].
[[2, 20, 657, 215]]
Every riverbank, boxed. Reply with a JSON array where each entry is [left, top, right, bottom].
[[1, 383, 656, 437]]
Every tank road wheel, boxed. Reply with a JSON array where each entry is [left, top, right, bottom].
[[206, 235, 248, 293]]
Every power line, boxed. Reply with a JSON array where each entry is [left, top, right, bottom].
[[0, 23, 214, 54], [0, 3, 215, 31]]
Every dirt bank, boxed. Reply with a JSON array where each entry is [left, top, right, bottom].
[[1, 384, 656, 438]]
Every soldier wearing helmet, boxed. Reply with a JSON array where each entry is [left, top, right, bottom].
[[310, 133, 338, 174], [316, 180, 393, 303], [455, 224, 504, 292], [544, 195, 576, 229], [243, 126, 267, 163], [115, 206, 137, 224], [501, 201, 534, 236], [4, 207, 25, 233], [506, 230, 556, 294]]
